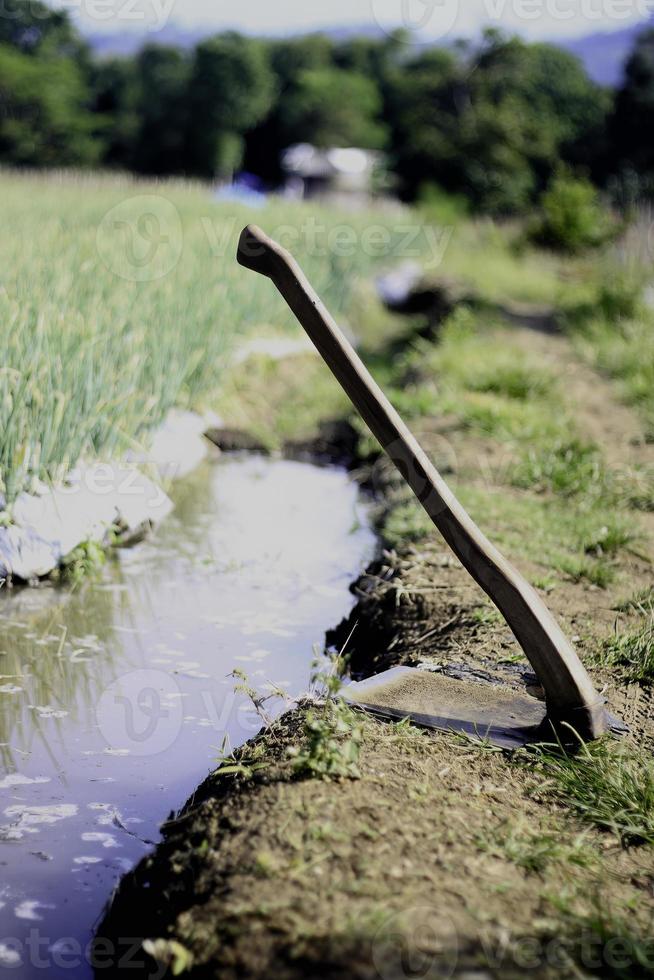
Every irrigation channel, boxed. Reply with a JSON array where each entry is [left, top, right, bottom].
[[0, 455, 376, 978]]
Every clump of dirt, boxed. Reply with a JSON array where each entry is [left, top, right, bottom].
[[205, 427, 270, 454]]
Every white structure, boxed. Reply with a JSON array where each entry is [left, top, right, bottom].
[[281, 144, 381, 206]]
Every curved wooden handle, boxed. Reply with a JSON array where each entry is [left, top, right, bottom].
[[237, 224, 609, 739]]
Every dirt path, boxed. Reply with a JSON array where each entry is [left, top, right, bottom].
[[508, 324, 652, 471]]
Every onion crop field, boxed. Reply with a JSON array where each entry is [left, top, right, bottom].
[[0, 171, 417, 502]]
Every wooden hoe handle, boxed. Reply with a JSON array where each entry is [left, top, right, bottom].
[[237, 224, 609, 740]]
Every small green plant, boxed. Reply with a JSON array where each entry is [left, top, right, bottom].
[[596, 266, 645, 322], [466, 363, 554, 401], [417, 182, 470, 226], [512, 438, 604, 497], [529, 172, 617, 254], [527, 738, 654, 846], [56, 539, 106, 586], [613, 587, 654, 614], [142, 939, 193, 976], [477, 820, 595, 874], [599, 617, 654, 683], [546, 894, 654, 980], [288, 656, 364, 781], [554, 554, 615, 589], [577, 514, 635, 557], [215, 735, 270, 781]]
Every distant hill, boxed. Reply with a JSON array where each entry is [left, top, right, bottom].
[[85, 21, 386, 57], [86, 24, 207, 57], [558, 19, 652, 87], [86, 18, 652, 89]]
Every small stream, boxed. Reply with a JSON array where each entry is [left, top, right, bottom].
[[0, 456, 375, 977]]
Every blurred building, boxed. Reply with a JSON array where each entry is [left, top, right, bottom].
[[281, 144, 381, 207]]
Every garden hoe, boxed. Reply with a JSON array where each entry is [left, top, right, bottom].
[[237, 224, 615, 746]]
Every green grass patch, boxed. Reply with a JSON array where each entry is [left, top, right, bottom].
[[528, 739, 654, 847], [511, 438, 604, 497], [577, 312, 654, 436], [598, 616, 654, 684], [383, 484, 627, 589], [476, 819, 596, 874]]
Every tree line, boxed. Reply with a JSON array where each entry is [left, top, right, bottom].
[[1, 3, 653, 214]]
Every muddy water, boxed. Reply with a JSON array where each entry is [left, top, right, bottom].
[[0, 457, 375, 977]]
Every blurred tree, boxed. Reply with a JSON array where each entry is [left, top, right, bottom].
[[282, 68, 387, 149], [243, 34, 335, 183], [0, 45, 98, 166], [386, 47, 462, 200], [186, 33, 275, 178], [89, 58, 139, 169], [0, 0, 87, 60], [389, 31, 608, 213], [611, 29, 654, 181], [130, 45, 189, 174]]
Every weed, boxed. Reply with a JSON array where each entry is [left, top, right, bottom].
[[466, 363, 554, 401], [383, 500, 431, 549], [545, 893, 654, 980], [215, 736, 270, 781], [477, 820, 596, 874], [613, 587, 654, 614], [288, 656, 364, 781], [55, 539, 106, 586], [289, 701, 363, 781], [512, 438, 604, 497], [599, 617, 654, 683], [471, 604, 502, 626], [552, 554, 615, 588], [577, 514, 635, 557], [527, 738, 654, 846], [142, 939, 193, 976]]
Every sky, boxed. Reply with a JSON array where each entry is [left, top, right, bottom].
[[49, 0, 654, 40]]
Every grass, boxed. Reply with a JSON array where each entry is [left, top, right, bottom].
[[0, 170, 428, 501], [528, 738, 654, 847], [546, 894, 654, 980], [563, 224, 654, 438], [476, 818, 596, 874], [511, 438, 605, 497], [598, 616, 654, 683]]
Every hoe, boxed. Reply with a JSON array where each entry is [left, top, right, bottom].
[[237, 224, 614, 745]]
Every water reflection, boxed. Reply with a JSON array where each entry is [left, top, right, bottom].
[[0, 457, 375, 977]]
